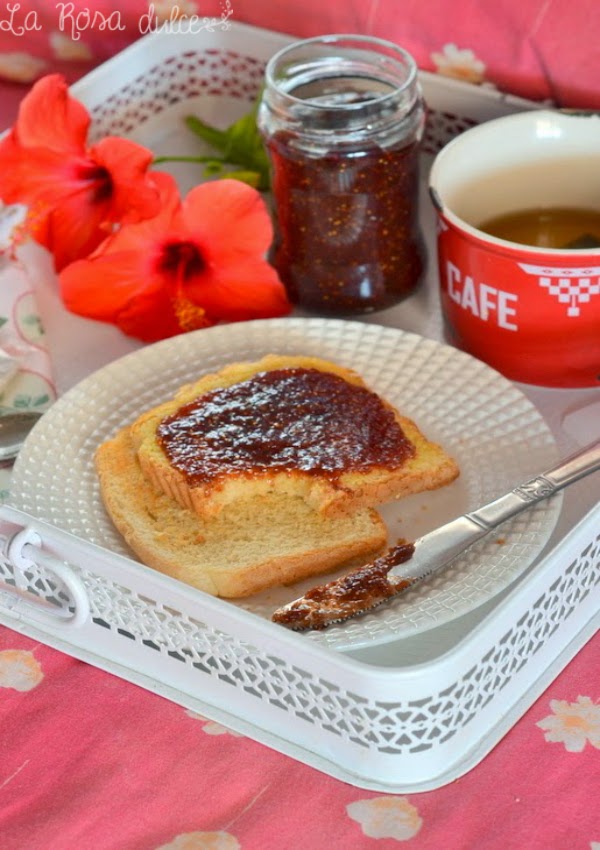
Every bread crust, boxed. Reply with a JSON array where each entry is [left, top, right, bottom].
[[131, 354, 460, 520], [96, 427, 388, 598]]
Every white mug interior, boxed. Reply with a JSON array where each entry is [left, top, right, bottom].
[[429, 109, 600, 252]]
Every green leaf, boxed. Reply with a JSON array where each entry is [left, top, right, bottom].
[[153, 154, 227, 165], [158, 96, 271, 191], [184, 115, 231, 151], [202, 161, 226, 177], [219, 109, 271, 189], [222, 170, 262, 189]]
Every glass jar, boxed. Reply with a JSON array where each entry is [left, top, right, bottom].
[[258, 34, 426, 315]]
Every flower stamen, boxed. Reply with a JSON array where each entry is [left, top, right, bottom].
[[172, 294, 212, 332]]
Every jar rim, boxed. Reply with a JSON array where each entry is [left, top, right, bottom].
[[264, 33, 419, 111]]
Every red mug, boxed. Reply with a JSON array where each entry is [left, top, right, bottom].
[[429, 110, 600, 388]]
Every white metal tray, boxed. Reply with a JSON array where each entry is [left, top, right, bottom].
[[0, 22, 597, 793]]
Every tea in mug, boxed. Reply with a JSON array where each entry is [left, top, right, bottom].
[[478, 206, 600, 249]]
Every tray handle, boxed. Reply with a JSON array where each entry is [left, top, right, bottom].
[[1, 527, 90, 628]]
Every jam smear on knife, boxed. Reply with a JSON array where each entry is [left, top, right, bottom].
[[272, 540, 416, 631]]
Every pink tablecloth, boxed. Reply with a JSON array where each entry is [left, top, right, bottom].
[[1, 630, 598, 849], [0, 3, 599, 848]]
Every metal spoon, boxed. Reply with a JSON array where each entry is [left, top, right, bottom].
[[0, 411, 44, 468]]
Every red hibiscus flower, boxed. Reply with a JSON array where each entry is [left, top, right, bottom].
[[0, 74, 162, 270], [59, 176, 291, 342]]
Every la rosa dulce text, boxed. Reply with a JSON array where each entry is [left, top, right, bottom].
[[0, 3, 231, 40]]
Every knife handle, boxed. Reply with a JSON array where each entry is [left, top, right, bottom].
[[468, 439, 600, 531]]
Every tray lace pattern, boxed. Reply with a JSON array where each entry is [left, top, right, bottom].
[[86, 48, 476, 155], [1, 533, 597, 755]]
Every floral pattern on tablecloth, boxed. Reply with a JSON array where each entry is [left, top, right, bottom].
[[185, 710, 244, 736], [0, 648, 44, 690], [156, 833, 241, 850], [430, 44, 489, 86], [0, 3, 599, 849], [0, 629, 598, 850], [346, 797, 423, 841], [537, 696, 600, 752]]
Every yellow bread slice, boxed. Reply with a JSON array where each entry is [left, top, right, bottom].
[[95, 427, 388, 598], [130, 354, 459, 520]]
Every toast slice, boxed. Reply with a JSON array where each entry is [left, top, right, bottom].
[[130, 355, 459, 521], [95, 427, 388, 598]]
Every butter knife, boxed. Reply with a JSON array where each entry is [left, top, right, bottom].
[[272, 438, 600, 631]]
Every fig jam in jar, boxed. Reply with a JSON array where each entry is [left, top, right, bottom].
[[258, 34, 426, 314]]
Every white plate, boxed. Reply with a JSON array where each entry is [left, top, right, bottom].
[[9, 317, 561, 652]]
